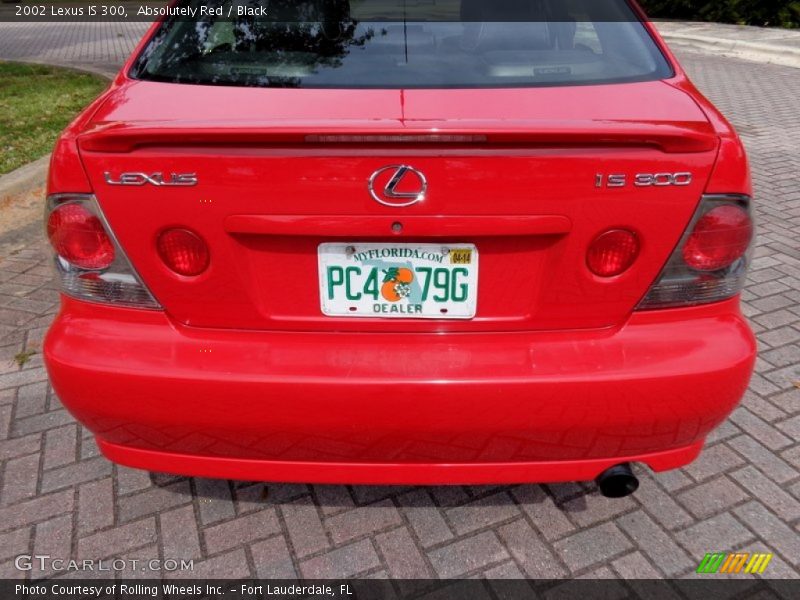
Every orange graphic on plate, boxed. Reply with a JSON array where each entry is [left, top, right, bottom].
[[381, 267, 414, 302]]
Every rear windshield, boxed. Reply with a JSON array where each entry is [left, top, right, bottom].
[[131, 0, 673, 88]]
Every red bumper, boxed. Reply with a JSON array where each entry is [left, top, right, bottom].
[[45, 297, 755, 484]]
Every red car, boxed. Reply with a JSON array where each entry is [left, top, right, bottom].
[[44, 0, 756, 497]]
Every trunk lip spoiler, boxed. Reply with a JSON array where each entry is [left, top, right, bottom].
[[78, 120, 718, 154]]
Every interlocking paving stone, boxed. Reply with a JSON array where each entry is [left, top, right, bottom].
[[314, 485, 356, 516], [760, 326, 800, 348], [77, 519, 158, 560], [231, 483, 268, 513], [42, 424, 77, 469], [0, 559, 26, 580], [771, 388, 800, 415], [611, 551, 664, 580], [115, 465, 152, 495], [12, 408, 75, 436], [299, 539, 382, 579], [117, 480, 191, 523], [77, 477, 114, 535], [1, 452, 40, 506], [203, 509, 281, 555], [374, 526, 433, 579], [729, 466, 800, 521], [703, 418, 744, 445], [742, 391, 787, 423], [777, 414, 800, 439], [511, 485, 577, 542], [159, 504, 203, 561], [560, 492, 637, 528], [31, 514, 72, 579], [280, 496, 331, 558], [0, 388, 14, 406], [0, 30, 798, 580], [325, 499, 403, 545], [15, 382, 48, 419], [673, 513, 755, 557], [683, 443, 746, 481], [168, 548, 251, 579], [485, 561, 526, 579], [496, 519, 566, 578], [615, 511, 694, 577], [0, 367, 48, 392], [676, 476, 750, 519], [40, 455, 112, 493], [782, 445, 800, 471], [765, 364, 800, 389], [0, 527, 32, 563], [629, 472, 695, 531], [116, 544, 160, 581], [729, 407, 794, 450], [0, 489, 74, 532], [79, 435, 101, 460], [250, 536, 298, 579], [552, 522, 633, 573], [427, 531, 509, 578], [263, 483, 309, 505], [733, 502, 800, 567], [444, 492, 521, 535], [352, 485, 413, 506], [397, 489, 455, 548], [194, 478, 236, 524]]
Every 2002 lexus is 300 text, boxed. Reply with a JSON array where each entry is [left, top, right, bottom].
[[43, 0, 756, 497]]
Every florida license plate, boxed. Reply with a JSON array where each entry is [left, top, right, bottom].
[[318, 243, 478, 319]]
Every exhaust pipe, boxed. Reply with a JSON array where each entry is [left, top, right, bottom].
[[596, 463, 639, 498]]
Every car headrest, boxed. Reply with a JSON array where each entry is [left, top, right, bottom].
[[459, 0, 576, 52], [461, 22, 553, 52]]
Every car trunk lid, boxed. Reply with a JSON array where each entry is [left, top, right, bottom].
[[77, 81, 719, 332]]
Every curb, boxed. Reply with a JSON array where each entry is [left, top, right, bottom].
[[659, 30, 800, 70], [0, 154, 49, 200]]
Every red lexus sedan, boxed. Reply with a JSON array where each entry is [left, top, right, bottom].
[[44, 0, 756, 497]]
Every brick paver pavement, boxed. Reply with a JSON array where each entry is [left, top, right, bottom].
[[0, 22, 149, 77], [0, 28, 798, 583]]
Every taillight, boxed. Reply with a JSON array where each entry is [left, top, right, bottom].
[[587, 230, 639, 277], [638, 195, 754, 310], [47, 203, 115, 270], [45, 195, 160, 309], [682, 205, 752, 272], [157, 229, 210, 277]]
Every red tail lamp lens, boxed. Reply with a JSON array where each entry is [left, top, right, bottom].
[[682, 205, 753, 272], [587, 230, 640, 277], [157, 229, 210, 276], [47, 203, 115, 270]]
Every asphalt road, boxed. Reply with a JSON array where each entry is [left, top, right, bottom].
[[0, 35, 798, 585]]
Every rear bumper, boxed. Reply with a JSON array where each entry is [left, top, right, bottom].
[[45, 297, 756, 484]]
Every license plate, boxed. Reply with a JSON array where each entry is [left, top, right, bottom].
[[318, 242, 478, 319]]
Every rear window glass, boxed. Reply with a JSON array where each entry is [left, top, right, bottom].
[[131, 0, 673, 88]]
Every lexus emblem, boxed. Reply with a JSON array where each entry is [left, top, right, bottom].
[[368, 165, 427, 207]]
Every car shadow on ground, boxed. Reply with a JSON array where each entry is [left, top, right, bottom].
[[147, 470, 624, 515]]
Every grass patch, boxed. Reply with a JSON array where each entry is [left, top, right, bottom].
[[14, 348, 37, 368], [0, 61, 107, 175]]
